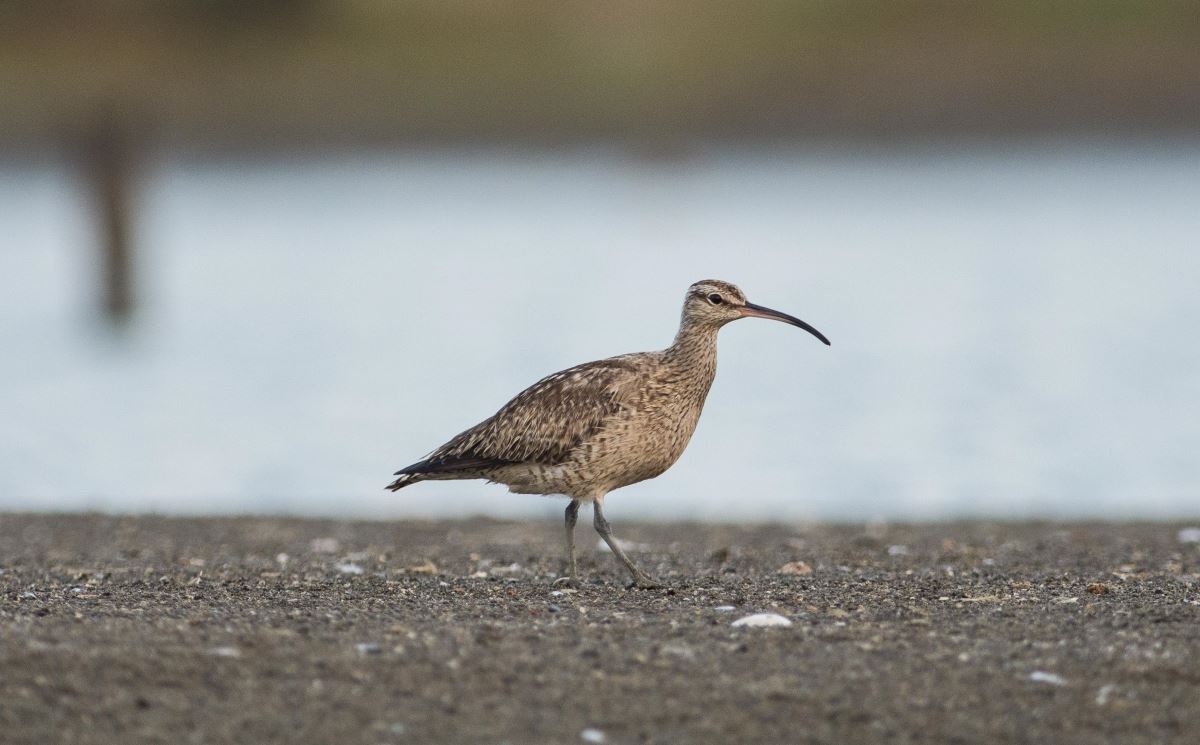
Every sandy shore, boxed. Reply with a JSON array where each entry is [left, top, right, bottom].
[[2, 514, 1199, 744]]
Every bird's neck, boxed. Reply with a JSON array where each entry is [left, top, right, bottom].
[[665, 320, 720, 373]]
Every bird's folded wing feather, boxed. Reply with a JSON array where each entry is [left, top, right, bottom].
[[420, 357, 644, 469]]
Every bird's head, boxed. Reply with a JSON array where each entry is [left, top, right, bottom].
[[682, 279, 830, 345]]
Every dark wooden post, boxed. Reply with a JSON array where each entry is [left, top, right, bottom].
[[84, 112, 135, 325]]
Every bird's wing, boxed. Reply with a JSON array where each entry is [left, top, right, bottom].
[[413, 356, 646, 471]]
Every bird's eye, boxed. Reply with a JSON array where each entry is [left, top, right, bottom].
[[707, 293, 724, 305]]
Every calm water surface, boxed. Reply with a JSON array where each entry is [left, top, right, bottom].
[[2, 144, 1198, 520]]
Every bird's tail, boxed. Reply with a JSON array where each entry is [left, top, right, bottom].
[[385, 472, 424, 491], [386, 454, 508, 492], [387, 456, 445, 491]]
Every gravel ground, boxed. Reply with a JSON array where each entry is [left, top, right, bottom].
[[2, 514, 1200, 744]]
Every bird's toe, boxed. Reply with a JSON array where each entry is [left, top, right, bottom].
[[627, 575, 664, 590]]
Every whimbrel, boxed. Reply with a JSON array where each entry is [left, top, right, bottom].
[[387, 280, 829, 587]]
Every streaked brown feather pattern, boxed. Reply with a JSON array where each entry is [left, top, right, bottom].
[[388, 280, 757, 498], [429, 358, 641, 466]]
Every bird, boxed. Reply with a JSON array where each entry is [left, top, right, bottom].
[[386, 280, 829, 588]]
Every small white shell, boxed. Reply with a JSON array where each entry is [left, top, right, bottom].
[[731, 613, 793, 628]]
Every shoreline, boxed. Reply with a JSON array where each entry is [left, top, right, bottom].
[[3, 514, 1199, 744]]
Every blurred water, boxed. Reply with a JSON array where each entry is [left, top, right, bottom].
[[2, 144, 1198, 521]]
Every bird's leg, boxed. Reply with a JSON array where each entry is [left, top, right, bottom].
[[565, 499, 580, 577], [593, 499, 661, 589], [553, 499, 581, 587]]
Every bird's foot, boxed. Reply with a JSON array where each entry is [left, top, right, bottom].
[[552, 576, 581, 589], [626, 574, 664, 590]]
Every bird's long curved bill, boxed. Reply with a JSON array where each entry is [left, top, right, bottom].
[[740, 301, 831, 345]]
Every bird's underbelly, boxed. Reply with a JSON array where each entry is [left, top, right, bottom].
[[489, 462, 576, 496], [493, 452, 688, 499], [511, 404, 703, 496]]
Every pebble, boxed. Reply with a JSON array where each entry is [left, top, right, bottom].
[[778, 561, 812, 575], [356, 643, 382, 655], [1177, 527, 1200, 544], [407, 561, 439, 575], [660, 643, 697, 662], [1029, 671, 1067, 686], [207, 646, 241, 658], [596, 538, 650, 553], [335, 562, 364, 575], [731, 613, 792, 628], [714, 605, 737, 612], [579, 728, 606, 743], [309, 537, 340, 554]]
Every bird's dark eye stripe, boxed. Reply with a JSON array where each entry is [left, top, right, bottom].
[[707, 293, 723, 304]]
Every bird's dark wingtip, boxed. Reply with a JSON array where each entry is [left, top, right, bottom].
[[386, 470, 424, 494]]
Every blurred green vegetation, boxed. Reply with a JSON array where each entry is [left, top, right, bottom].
[[2, 0, 1198, 147]]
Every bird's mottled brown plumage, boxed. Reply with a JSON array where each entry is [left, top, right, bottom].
[[387, 357, 644, 490], [386, 279, 829, 586]]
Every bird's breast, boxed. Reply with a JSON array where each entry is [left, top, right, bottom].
[[578, 370, 714, 491]]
